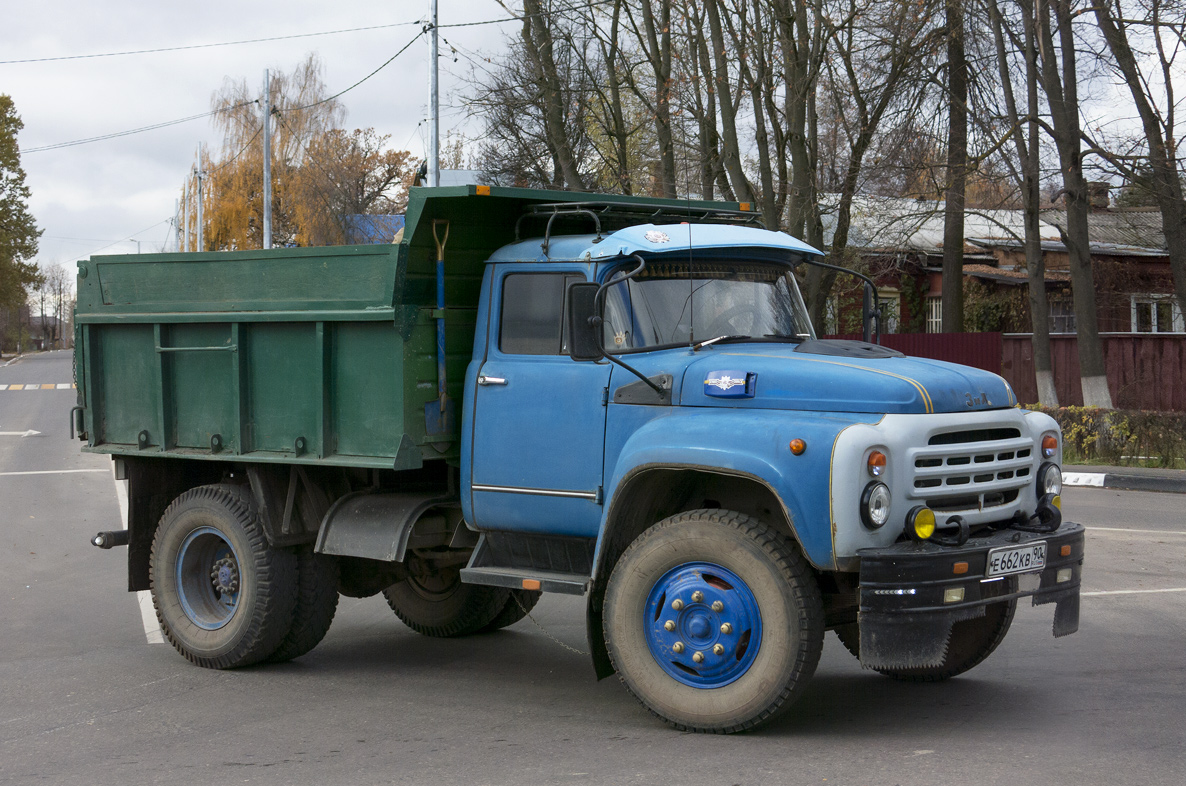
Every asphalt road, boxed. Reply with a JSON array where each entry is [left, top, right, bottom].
[[2, 350, 1184, 785]]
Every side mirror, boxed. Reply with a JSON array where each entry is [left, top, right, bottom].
[[567, 282, 604, 361]]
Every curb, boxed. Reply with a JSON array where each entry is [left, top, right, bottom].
[[1063, 470, 1186, 495]]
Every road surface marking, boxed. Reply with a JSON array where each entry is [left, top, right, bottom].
[[1087, 526, 1186, 536], [110, 461, 164, 644], [0, 468, 108, 476], [1082, 588, 1186, 596], [1063, 472, 1105, 487], [0, 384, 75, 391], [0, 430, 43, 437]]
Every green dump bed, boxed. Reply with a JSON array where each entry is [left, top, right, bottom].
[[74, 186, 750, 470]]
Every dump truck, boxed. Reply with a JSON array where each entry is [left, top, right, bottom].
[[78, 186, 1083, 733]]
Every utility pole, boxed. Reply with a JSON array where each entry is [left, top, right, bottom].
[[195, 145, 205, 252], [262, 68, 273, 249], [182, 178, 190, 252], [428, 0, 439, 187]]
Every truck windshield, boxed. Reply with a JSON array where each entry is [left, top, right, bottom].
[[602, 259, 815, 351]]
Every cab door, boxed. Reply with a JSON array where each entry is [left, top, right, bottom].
[[469, 268, 611, 538]]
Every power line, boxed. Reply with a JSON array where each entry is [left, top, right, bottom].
[[0, 21, 425, 65], [288, 29, 426, 111], [23, 101, 255, 154]]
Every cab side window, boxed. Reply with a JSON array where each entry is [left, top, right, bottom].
[[499, 273, 582, 355]]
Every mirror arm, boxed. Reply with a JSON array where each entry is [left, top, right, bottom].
[[795, 255, 881, 344], [594, 254, 665, 398]]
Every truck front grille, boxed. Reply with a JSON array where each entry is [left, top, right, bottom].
[[907, 429, 1034, 512]]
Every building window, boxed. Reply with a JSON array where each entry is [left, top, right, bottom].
[[1131, 295, 1184, 333], [877, 288, 900, 334], [1048, 296, 1076, 334], [926, 296, 942, 333]]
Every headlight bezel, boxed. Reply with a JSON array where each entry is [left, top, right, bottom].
[[1037, 461, 1062, 497], [860, 481, 892, 529]]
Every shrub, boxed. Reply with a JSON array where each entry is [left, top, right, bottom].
[[1028, 405, 1186, 468]]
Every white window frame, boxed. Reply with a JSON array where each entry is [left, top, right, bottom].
[[925, 296, 942, 334], [1130, 294, 1184, 334]]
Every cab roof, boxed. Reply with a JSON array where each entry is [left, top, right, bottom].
[[486, 223, 823, 264]]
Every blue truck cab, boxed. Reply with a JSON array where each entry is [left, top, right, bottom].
[[83, 187, 1083, 733]]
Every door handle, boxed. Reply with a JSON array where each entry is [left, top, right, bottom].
[[477, 375, 507, 386]]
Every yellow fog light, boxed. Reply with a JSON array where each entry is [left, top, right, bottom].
[[1057, 568, 1073, 584], [943, 587, 965, 604], [1052, 494, 1061, 510], [906, 506, 936, 541]]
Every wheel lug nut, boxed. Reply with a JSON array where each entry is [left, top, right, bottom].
[[673, 641, 685, 654], [671, 599, 684, 611], [692, 652, 705, 663], [691, 591, 704, 603], [664, 620, 676, 632], [713, 643, 725, 655], [720, 623, 733, 634], [711, 601, 724, 612]]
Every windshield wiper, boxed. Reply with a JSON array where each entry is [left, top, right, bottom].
[[692, 335, 750, 350]]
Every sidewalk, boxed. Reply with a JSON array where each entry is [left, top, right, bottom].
[[1063, 464, 1186, 495]]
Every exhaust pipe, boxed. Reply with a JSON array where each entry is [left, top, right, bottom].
[[92, 530, 130, 549]]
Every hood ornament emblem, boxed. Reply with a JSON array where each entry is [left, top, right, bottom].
[[644, 230, 670, 244], [704, 370, 757, 398]]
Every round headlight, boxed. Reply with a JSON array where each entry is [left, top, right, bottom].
[[1038, 461, 1062, 496], [860, 482, 891, 529]]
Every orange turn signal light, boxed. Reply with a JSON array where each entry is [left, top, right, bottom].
[[953, 562, 969, 575], [1060, 544, 1071, 557], [789, 439, 807, 455], [867, 450, 887, 477], [522, 579, 541, 590]]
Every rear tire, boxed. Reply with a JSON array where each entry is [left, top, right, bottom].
[[382, 566, 510, 637], [150, 484, 297, 669], [603, 509, 824, 733], [479, 589, 542, 632], [268, 547, 340, 662]]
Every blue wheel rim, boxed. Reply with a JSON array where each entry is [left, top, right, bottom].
[[644, 562, 763, 688], [176, 526, 241, 630]]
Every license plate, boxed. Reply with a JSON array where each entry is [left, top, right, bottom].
[[986, 542, 1047, 577]]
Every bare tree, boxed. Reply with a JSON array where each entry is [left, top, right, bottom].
[[1036, 0, 1113, 407], [1089, 0, 1186, 322], [987, 0, 1059, 404]]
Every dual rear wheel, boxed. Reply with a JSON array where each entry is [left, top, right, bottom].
[[150, 484, 338, 668]]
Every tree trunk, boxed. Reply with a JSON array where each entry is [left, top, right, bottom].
[[522, 0, 585, 191], [989, 0, 1057, 405], [940, 0, 967, 333], [1036, 0, 1112, 407], [638, 0, 677, 197], [704, 0, 755, 203]]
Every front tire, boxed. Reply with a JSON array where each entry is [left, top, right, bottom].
[[150, 484, 298, 669], [603, 510, 824, 733], [840, 599, 1017, 682]]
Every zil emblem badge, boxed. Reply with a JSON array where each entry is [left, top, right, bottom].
[[704, 370, 757, 398], [644, 230, 670, 244]]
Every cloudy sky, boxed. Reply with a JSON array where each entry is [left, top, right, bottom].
[[3, 0, 511, 272]]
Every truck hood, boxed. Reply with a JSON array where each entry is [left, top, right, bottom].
[[677, 343, 1016, 415]]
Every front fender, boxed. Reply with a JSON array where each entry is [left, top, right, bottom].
[[600, 408, 880, 570]]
